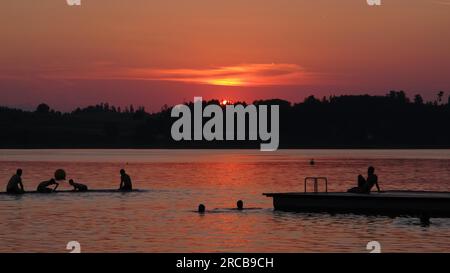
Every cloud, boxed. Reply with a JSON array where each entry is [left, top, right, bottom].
[[39, 63, 312, 87], [127, 64, 308, 86]]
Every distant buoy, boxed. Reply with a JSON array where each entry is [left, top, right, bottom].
[[198, 204, 206, 213], [54, 169, 66, 181]]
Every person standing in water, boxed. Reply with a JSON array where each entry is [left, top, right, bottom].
[[119, 169, 133, 191], [6, 169, 25, 194], [37, 178, 59, 193], [69, 179, 88, 192]]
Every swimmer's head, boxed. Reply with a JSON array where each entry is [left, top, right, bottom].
[[237, 200, 244, 210], [198, 204, 206, 213]]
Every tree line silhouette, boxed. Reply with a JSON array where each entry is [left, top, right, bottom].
[[0, 91, 449, 148]]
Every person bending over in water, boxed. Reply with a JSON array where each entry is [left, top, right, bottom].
[[347, 166, 381, 194], [119, 169, 133, 191], [37, 178, 59, 193], [69, 179, 88, 192], [6, 169, 25, 194]]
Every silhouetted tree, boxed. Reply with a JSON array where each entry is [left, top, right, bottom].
[[36, 103, 50, 114], [0, 93, 449, 148], [437, 91, 444, 104], [303, 95, 321, 105], [414, 94, 424, 105], [133, 107, 147, 120], [388, 90, 408, 103], [103, 122, 119, 139], [161, 104, 169, 112]]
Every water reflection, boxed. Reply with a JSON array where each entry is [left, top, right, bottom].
[[0, 149, 449, 252]]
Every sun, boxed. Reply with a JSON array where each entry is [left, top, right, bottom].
[[220, 99, 233, 106]]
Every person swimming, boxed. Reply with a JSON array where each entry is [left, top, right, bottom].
[[237, 200, 244, 210], [119, 169, 133, 191], [69, 179, 88, 192], [347, 166, 381, 194], [37, 178, 59, 193], [195, 201, 261, 214], [198, 204, 206, 213], [6, 169, 25, 194], [233, 200, 261, 211]]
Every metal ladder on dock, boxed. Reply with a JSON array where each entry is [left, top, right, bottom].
[[304, 177, 328, 193]]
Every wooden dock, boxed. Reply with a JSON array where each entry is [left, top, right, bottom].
[[263, 191, 450, 218]]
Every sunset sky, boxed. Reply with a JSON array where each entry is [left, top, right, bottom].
[[1, 0, 450, 111]]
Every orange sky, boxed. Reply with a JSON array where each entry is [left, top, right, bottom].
[[1, 0, 450, 111]]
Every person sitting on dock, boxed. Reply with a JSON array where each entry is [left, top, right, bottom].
[[347, 166, 381, 194], [6, 169, 25, 194], [69, 179, 88, 192], [37, 178, 59, 193], [119, 169, 133, 191]]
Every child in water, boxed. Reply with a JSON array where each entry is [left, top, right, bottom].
[[69, 179, 88, 192]]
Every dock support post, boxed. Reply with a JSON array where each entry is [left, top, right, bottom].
[[419, 213, 430, 226]]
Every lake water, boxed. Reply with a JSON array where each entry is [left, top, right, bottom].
[[0, 149, 449, 253]]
